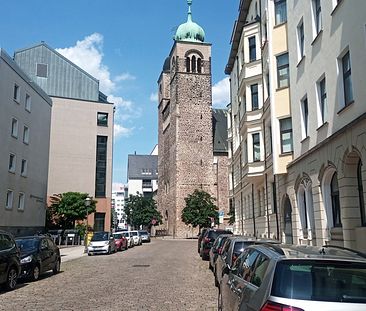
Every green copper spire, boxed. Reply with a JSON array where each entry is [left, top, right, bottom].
[[174, 0, 205, 43]]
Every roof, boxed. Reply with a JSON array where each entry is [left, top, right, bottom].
[[127, 155, 158, 180], [0, 49, 52, 106], [212, 109, 228, 153]]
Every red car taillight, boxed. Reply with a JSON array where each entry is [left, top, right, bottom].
[[218, 247, 222, 254], [204, 237, 211, 243], [261, 301, 304, 311]]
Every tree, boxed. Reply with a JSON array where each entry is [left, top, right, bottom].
[[181, 189, 218, 229], [47, 192, 96, 229], [124, 194, 162, 229]]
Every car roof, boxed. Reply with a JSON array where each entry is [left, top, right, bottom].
[[15, 236, 45, 240], [248, 244, 366, 262]]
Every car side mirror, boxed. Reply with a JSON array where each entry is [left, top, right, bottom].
[[223, 265, 231, 275], [110, 236, 114, 240]]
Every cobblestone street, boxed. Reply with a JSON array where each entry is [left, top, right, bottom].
[[0, 239, 217, 311]]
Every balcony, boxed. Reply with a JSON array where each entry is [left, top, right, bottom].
[[239, 108, 263, 134], [242, 160, 265, 179], [239, 59, 262, 92]]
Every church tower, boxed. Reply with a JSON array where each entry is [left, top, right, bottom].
[[157, 0, 214, 238]]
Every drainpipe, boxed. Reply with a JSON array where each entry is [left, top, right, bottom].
[[273, 175, 280, 240], [252, 184, 257, 238], [265, 173, 270, 238]]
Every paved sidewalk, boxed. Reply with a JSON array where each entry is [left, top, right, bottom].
[[59, 245, 86, 263]]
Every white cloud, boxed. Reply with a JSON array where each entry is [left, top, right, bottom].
[[56, 33, 138, 139], [149, 92, 158, 102], [212, 77, 230, 108]]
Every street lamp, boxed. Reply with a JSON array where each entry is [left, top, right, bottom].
[[84, 196, 91, 253]]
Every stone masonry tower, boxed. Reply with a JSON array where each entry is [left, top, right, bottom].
[[157, 0, 214, 238]]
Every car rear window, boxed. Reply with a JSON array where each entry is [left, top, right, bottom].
[[113, 234, 122, 239], [233, 241, 255, 255], [272, 260, 366, 303], [208, 230, 232, 240], [0, 234, 15, 251]]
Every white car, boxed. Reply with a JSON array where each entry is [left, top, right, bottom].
[[87, 232, 116, 255], [130, 231, 142, 246]]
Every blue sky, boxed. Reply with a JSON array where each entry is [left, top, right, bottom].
[[1, 0, 238, 184]]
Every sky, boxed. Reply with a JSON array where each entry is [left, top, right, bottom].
[[0, 0, 238, 184]]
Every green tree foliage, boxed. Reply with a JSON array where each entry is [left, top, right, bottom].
[[181, 189, 218, 228], [124, 194, 162, 229], [47, 192, 96, 229]]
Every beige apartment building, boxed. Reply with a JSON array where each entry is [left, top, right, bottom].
[[226, 0, 292, 239], [0, 49, 52, 236], [14, 43, 114, 232], [278, 0, 366, 252]]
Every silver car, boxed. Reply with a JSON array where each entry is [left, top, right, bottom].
[[219, 244, 366, 311], [87, 232, 116, 255]]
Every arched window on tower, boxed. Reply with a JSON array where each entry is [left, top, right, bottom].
[[186, 57, 191, 72], [191, 55, 196, 73], [197, 58, 202, 73]]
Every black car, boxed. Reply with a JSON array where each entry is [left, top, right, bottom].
[[198, 228, 208, 254], [0, 231, 20, 290], [200, 229, 233, 260], [15, 236, 61, 281]]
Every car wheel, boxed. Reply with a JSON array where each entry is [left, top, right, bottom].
[[107, 246, 111, 255], [5, 267, 18, 290], [53, 259, 61, 274], [88, 253, 92, 256], [30, 264, 40, 281], [218, 289, 223, 311]]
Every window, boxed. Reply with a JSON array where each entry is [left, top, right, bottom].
[[275, 0, 287, 25], [97, 112, 108, 126], [197, 58, 202, 73], [36, 63, 48, 78], [252, 133, 261, 162], [0, 234, 15, 250], [13, 84, 20, 102], [21, 159, 28, 177], [11, 118, 18, 138], [301, 97, 309, 138], [95, 136, 107, 197], [6, 190, 13, 209], [18, 193, 25, 211], [297, 20, 305, 60], [191, 55, 196, 73], [8, 154, 16, 173], [342, 51, 353, 106], [280, 118, 293, 153], [249, 36, 256, 62], [251, 84, 259, 110], [240, 250, 260, 281], [186, 57, 191, 72], [317, 77, 327, 124], [251, 254, 270, 287], [277, 53, 289, 88], [331, 172, 342, 227], [358, 161, 366, 226], [25, 94, 31, 112], [312, 0, 322, 35], [23, 126, 29, 144], [162, 101, 170, 121]]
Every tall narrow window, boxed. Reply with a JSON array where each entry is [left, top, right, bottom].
[[8, 154, 16, 173], [18, 193, 25, 211], [277, 53, 289, 88], [23, 126, 29, 144], [191, 55, 196, 73], [280, 118, 293, 153], [21, 159, 28, 177], [6, 190, 14, 209], [331, 172, 342, 227], [186, 57, 191, 72], [275, 0, 287, 25], [358, 160, 366, 226], [249, 36, 256, 62], [11, 118, 18, 138], [318, 77, 327, 124], [25, 94, 31, 112], [301, 97, 309, 138], [297, 20, 305, 60], [313, 0, 322, 35], [95, 136, 107, 197], [342, 51, 353, 106], [251, 84, 259, 110], [97, 112, 108, 126], [197, 58, 202, 73], [13, 84, 20, 102], [252, 133, 261, 162]]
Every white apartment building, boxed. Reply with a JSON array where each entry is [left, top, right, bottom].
[[278, 0, 366, 252], [112, 183, 128, 230], [0, 49, 52, 236]]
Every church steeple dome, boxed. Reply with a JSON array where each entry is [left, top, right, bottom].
[[174, 0, 205, 43]]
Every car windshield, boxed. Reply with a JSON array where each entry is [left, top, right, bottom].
[[113, 234, 122, 239], [91, 232, 109, 241], [209, 230, 232, 240], [139, 231, 148, 235], [272, 260, 366, 303], [121, 232, 129, 237], [131, 232, 138, 236], [16, 238, 39, 250], [233, 241, 255, 255]]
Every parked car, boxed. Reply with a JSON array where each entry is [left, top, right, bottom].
[[198, 228, 208, 254], [138, 230, 151, 243], [214, 236, 257, 287], [200, 229, 233, 260], [113, 233, 128, 251], [121, 231, 133, 248], [15, 236, 61, 281], [87, 232, 116, 255], [219, 244, 366, 311], [0, 231, 20, 290], [130, 230, 142, 246], [209, 234, 232, 272]]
